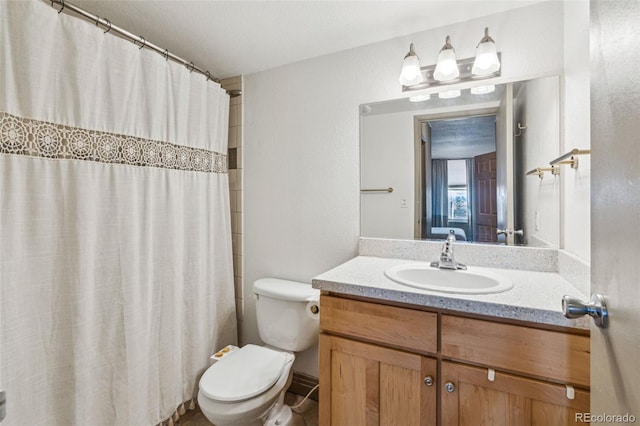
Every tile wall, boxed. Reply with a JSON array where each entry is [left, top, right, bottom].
[[220, 76, 244, 332]]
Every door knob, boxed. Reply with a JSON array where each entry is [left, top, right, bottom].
[[423, 376, 434, 387], [444, 382, 455, 393], [497, 228, 524, 236], [562, 294, 608, 328]]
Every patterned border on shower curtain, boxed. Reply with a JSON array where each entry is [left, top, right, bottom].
[[0, 112, 227, 173]]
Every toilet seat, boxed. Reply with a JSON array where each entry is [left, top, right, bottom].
[[199, 344, 288, 402]]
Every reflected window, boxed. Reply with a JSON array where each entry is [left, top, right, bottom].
[[448, 187, 468, 223]]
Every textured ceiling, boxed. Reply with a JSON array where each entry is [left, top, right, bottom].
[[430, 115, 497, 159], [66, 0, 541, 79]]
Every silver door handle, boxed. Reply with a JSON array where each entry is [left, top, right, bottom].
[[562, 294, 608, 328]]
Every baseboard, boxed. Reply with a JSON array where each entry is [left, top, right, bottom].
[[288, 371, 319, 402]]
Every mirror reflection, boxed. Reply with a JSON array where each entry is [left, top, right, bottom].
[[423, 115, 497, 243], [360, 76, 560, 246]]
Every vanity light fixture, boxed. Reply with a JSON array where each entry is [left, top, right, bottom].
[[433, 36, 459, 82], [399, 27, 501, 92], [472, 28, 501, 76], [398, 43, 424, 86]]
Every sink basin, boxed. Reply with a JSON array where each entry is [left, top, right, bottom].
[[384, 263, 513, 295]]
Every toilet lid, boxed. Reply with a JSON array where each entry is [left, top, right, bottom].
[[199, 344, 288, 402]]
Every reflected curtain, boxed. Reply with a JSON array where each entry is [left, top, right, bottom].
[[465, 159, 475, 241], [431, 159, 449, 228], [0, 2, 236, 425]]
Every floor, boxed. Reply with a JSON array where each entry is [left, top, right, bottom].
[[177, 392, 318, 426]]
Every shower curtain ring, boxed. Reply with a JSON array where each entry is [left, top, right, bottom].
[[56, 0, 65, 14], [186, 62, 195, 73], [163, 49, 169, 61], [136, 36, 146, 50], [205, 71, 212, 81], [103, 19, 112, 34]]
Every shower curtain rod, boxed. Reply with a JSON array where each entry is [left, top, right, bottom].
[[44, 0, 234, 91]]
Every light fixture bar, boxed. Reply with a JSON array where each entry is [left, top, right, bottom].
[[402, 53, 501, 92]]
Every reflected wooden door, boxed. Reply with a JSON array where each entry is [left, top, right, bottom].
[[473, 151, 497, 242]]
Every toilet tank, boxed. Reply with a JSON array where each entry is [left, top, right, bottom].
[[252, 278, 320, 352]]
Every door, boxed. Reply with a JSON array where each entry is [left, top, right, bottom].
[[495, 83, 514, 244], [590, 0, 640, 416], [319, 334, 437, 425], [441, 361, 589, 426], [473, 151, 498, 243]]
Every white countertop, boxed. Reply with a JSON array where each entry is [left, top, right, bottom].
[[312, 256, 590, 330]]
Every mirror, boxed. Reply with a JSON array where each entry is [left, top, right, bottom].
[[360, 76, 560, 246]]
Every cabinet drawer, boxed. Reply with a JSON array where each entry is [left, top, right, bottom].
[[320, 295, 437, 354], [441, 315, 590, 387]]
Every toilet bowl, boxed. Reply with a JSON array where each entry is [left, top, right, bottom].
[[198, 345, 295, 426], [198, 278, 319, 426]]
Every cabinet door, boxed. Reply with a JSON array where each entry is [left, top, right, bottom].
[[441, 361, 590, 426], [319, 334, 436, 426]]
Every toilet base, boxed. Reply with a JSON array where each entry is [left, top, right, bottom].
[[264, 389, 293, 426]]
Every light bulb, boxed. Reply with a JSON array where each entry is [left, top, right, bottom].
[[472, 28, 500, 76], [438, 90, 461, 99], [471, 85, 495, 95], [399, 44, 424, 86], [409, 94, 431, 102], [433, 36, 459, 82]]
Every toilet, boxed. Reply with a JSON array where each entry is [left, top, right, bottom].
[[198, 278, 320, 426]]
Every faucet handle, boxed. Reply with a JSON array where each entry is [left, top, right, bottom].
[[447, 229, 456, 241]]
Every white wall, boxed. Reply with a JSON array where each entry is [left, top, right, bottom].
[[361, 111, 415, 239], [243, 1, 574, 377]]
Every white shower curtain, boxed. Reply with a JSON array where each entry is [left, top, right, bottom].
[[0, 2, 237, 425]]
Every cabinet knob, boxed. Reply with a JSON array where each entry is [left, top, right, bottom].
[[423, 376, 434, 387], [444, 382, 455, 393]]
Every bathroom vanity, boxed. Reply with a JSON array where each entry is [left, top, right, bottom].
[[313, 251, 590, 426]]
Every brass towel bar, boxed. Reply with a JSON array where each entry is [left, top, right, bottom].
[[527, 148, 591, 178], [525, 167, 558, 179], [550, 148, 591, 168], [360, 188, 394, 193]]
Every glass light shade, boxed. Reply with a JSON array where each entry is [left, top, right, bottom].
[[409, 94, 431, 102], [433, 49, 459, 82], [438, 90, 461, 99], [399, 54, 423, 86], [472, 41, 500, 76], [470, 85, 495, 95]]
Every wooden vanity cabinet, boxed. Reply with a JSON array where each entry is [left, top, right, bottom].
[[319, 295, 438, 425], [319, 294, 590, 426], [320, 334, 437, 425], [441, 361, 589, 426]]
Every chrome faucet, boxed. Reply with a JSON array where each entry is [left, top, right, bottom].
[[431, 230, 467, 270]]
